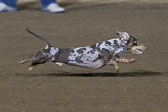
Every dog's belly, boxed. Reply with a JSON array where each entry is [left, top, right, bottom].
[[68, 59, 104, 69]]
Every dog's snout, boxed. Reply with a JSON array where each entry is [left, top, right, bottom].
[[140, 43, 148, 51]]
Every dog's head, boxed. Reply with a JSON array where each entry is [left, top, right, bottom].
[[116, 31, 148, 54]]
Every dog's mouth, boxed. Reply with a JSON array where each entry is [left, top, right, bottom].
[[130, 45, 148, 54], [135, 49, 143, 54]]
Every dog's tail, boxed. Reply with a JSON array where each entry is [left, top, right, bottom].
[[26, 28, 52, 49]]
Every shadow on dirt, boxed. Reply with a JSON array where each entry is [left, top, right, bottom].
[[16, 70, 162, 77]]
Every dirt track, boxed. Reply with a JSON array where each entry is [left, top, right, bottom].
[[0, 2, 168, 112]]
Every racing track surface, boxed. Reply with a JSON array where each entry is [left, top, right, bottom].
[[0, 2, 168, 112]]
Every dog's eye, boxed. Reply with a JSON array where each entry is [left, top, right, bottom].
[[135, 42, 137, 44], [135, 41, 139, 45]]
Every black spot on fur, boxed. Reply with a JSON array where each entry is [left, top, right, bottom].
[[114, 40, 120, 48], [54, 48, 71, 63], [70, 49, 75, 53], [75, 57, 83, 63], [105, 41, 112, 46], [90, 44, 96, 50], [97, 42, 103, 48], [77, 48, 86, 54], [88, 48, 95, 54]]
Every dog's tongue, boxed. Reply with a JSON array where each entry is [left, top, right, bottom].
[[136, 50, 142, 54]]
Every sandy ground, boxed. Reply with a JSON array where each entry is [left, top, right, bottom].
[[0, 2, 168, 112]]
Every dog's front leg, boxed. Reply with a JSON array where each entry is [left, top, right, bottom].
[[107, 59, 120, 72], [115, 55, 135, 63]]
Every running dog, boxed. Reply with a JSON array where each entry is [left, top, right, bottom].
[[19, 29, 147, 72]]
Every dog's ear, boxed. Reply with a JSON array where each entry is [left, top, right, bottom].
[[116, 31, 130, 40]]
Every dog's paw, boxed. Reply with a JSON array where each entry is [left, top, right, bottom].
[[28, 67, 33, 71], [129, 58, 136, 63], [114, 66, 120, 72], [19, 60, 25, 64], [56, 62, 64, 67], [124, 58, 136, 64]]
